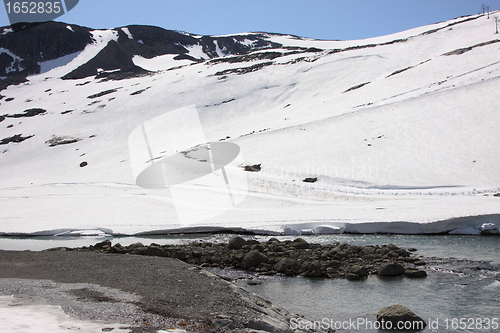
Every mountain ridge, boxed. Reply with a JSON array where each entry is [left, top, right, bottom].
[[0, 13, 499, 235]]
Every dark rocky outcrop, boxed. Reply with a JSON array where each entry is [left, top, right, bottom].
[[6, 108, 46, 118], [0, 133, 34, 145], [377, 304, 427, 330], [0, 21, 285, 85], [0, 21, 93, 76], [55, 237, 427, 281]]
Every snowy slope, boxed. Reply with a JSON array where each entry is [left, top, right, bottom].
[[0, 13, 499, 236]]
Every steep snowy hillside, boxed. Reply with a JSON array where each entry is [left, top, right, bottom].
[[0, 13, 499, 236]]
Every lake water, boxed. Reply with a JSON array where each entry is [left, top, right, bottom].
[[1, 234, 499, 332]]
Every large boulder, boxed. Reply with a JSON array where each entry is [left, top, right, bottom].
[[242, 250, 268, 269], [377, 304, 427, 330], [274, 258, 296, 273], [93, 240, 111, 249], [291, 238, 310, 249], [349, 265, 368, 278], [300, 260, 324, 277], [228, 236, 247, 249], [378, 263, 406, 277], [145, 245, 167, 257]]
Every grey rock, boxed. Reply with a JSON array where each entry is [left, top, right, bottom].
[[228, 236, 247, 250], [127, 242, 144, 249], [291, 238, 310, 249], [94, 240, 111, 249], [247, 316, 292, 333], [361, 246, 375, 255], [144, 245, 166, 257], [242, 250, 268, 269], [404, 268, 427, 278], [274, 258, 296, 274], [251, 244, 265, 252], [377, 304, 427, 330], [349, 265, 368, 277], [378, 263, 406, 277], [414, 260, 426, 266], [301, 260, 324, 277], [172, 251, 187, 260], [346, 273, 363, 280], [131, 246, 147, 255]]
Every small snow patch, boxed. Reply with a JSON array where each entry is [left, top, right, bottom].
[[121, 27, 133, 39], [66, 25, 74, 32]]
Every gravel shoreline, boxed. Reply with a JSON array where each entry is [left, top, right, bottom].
[[0, 250, 329, 333]]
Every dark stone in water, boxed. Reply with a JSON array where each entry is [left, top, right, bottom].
[[378, 263, 405, 277], [377, 304, 427, 330], [349, 265, 368, 278], [404, 268, 427, 278]]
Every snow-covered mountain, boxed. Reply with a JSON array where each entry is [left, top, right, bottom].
[[0, 14, 499, 236]]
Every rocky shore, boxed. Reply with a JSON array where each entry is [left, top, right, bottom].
[[0, 237, 430, 333], [0, 249, 330, 333], [54, 237, 428, 280]]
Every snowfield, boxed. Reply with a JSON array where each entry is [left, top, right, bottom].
[[0, 13, 499, 236]]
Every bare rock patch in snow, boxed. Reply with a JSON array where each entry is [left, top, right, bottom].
[[244, 164, 261, 172], [0, 134, 34, 145], [343, 81, 371, 93], [45, 136, 82, 147], [6, 108, 46, 118]]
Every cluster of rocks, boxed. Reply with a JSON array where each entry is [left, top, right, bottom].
[[59, 236, 427, 280]]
